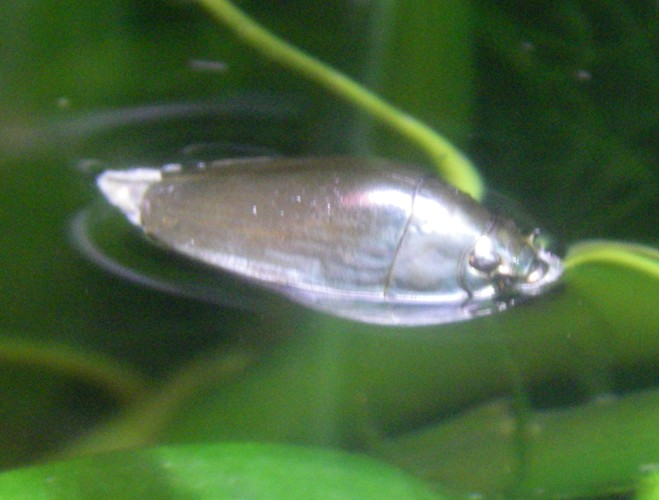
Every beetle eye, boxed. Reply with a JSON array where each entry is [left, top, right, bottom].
[[525, 258, 549, 284], [468, 238, 501, 274]]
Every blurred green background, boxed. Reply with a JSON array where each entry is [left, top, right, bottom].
[[0, 1, 657, 498]]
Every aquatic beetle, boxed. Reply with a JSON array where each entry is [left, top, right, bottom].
[[96, 157, 563, 326]]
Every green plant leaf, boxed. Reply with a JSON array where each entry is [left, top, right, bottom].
[[636, 469, 659, 500], [61, 239, 658, 498], [0, 443, 449, 499], [378, 389, 659, 498]]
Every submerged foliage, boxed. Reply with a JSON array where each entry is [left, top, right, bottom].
[[0, 1, 656, 498]]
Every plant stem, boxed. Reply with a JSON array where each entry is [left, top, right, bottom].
[[0, 336, 149, 404], [198, 0, 484, 200], [565, 240, 659, 278]]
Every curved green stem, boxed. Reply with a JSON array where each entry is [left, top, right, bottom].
[[0, 335, 150, 405], [565, 240, 659, 279], [198, 0, 484, 200], [59, 349, 256, 458]]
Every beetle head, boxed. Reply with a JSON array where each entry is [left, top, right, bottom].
[[461, 218, 562, 302]]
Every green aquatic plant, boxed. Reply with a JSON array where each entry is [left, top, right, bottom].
[[0, 1, 656, 499], [198, 0, 484, 201]]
